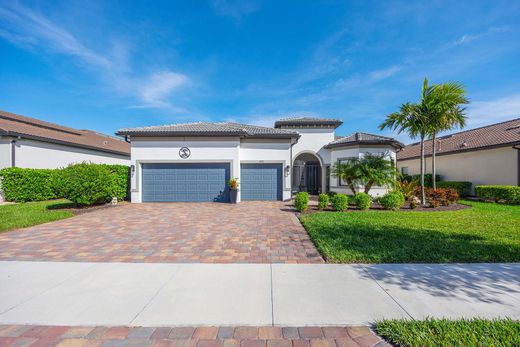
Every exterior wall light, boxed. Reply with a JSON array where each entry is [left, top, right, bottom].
[[284, 165, 291, 177], [130, 165, 135, 175]]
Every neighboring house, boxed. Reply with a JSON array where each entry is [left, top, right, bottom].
[[0, 110, 130, 170], [397, 118, 520, 194], [116, 117, 403, 203]]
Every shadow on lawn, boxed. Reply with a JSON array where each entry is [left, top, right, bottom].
[[357, 263, 520, 305], [309, 222, 520, 264]]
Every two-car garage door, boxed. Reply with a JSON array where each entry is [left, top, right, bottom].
[[141, 162, 282, 202]]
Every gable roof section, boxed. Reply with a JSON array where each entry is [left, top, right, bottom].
[[0, 110, 130, 156], [116, 122, 300, 139], [397, 118, 520, 161], [325, 132, 404, 149], [274, 117, 343, 128]]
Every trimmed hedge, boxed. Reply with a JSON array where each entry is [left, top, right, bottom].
[[354, 192, 371, 210], [379, 191, 405, 210], [476, 185, 520, 205], [0, 167, 57, 202], [437, 181, 472, 197], [294, 192, 310, 212], [0, 163, 129, 205], [331, 194, 349, 211], [405, 174, 441, 188], [317, 193, 329, 210]]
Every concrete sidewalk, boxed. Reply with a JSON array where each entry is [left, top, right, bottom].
[[0, 261, 518, 326]]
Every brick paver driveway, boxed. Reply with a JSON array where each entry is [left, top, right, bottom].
[[0, 202, 323, 264]]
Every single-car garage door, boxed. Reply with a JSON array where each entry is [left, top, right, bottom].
[[142, 163, 230, 202], [240, 163, 283, 201]]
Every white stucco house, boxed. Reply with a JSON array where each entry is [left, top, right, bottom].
[[117, 117, 403, 203], [0, 110, 130, 171]]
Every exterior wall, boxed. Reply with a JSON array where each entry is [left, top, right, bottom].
[[10, 138, 129, 169], [329, 145, 397, 197], [291, 128, 335, 165], [0, 137, 12, 169], [397, 146, 519, 194], [129, 136, 295, 202]]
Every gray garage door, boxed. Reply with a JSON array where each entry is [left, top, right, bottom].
[[142, 163, 230, 202], [240, 163, 283, 201]]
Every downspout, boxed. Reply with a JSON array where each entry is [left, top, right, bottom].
[[11, 138, 18, 167]]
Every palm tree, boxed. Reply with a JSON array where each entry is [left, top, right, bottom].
[[331, 159, 361, 194], [379, 79, 433, 204], [357, 153, 396, 194], [426, 82, 469, 189]]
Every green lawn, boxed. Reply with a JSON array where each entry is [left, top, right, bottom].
[[375, 318, 520, 347], [300, 200, 520, 263], [0, 199, 74, 233]]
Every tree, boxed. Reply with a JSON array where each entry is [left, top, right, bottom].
[[426, 82, 469, 189], [331, 158, 361, 194], [357, 153, 396, 194], [379, 79, 434, 205]]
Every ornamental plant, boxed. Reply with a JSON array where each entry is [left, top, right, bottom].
[[294, 192, 310, 212], [317, 193, 329, 210], [331, 193, 349, 211], [379, 191, 405, 210], [227, 178, 239, 190], [354, 192, 371, 210]]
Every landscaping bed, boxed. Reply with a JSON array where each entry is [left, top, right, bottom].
[[303, 199, 470, 213], [375, 318, 520, 347], [299, 200, 520, 263]]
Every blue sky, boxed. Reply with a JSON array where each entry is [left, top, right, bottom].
[[1, 0, 519, 142]]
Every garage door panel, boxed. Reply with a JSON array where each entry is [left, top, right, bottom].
[[142, 163, 230, 202], [241, 163, 283, 201]]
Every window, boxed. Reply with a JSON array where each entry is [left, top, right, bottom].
[[401, 167, 409, 175]]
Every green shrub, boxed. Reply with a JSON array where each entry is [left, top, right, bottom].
[[410, 174, 441, 188], [0, 167, 57, 202], [437, 181, 472, 197], [331, 193, 349, 211], [317, 193, 329, 210], [354, 192, 371, 210], [476, 185, 520, 205], [60, 163, 118, 206], [294, 192, 310, 212], [379, 191, 405, 210], [103, 164, 129, 200]]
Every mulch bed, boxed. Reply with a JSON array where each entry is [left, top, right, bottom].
[[299, 201, 471, 214], [52, 201, 129, 215]]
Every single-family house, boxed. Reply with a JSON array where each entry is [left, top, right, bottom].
[[116, 117, 403, 203], [397, 118, 520, 194], [0, 110, 130, 170]]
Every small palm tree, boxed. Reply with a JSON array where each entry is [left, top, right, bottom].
[[331, 159, 361, 194], [427, 82, 469, 189], [357, 153, 396, 194]]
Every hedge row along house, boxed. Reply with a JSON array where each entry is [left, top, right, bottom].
[[397, 118, 520, 195], [0, 110, 130, 202]]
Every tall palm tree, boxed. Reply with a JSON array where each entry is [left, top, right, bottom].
[[379, 79, 433, 204], [427, 82, 469, 189]]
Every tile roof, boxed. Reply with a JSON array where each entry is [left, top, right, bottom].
[[397, 118, 520, 160], [116, 122, 300, 138], [0, 110, 130, 156], [325, 132, 404, 149], [274, 117, 343, 128]]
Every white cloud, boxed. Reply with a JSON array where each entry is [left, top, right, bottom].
[[467, 94, 520, 127], [0, 2, 190, 111]]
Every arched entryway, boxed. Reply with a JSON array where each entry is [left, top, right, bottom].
[[292, 152, 322, 195]]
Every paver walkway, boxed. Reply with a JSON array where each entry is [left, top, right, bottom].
[[0, 325, 389, 347], [0, 202, 322, 264]]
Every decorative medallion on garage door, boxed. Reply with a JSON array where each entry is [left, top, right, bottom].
[[179, 147, 191, 159]]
